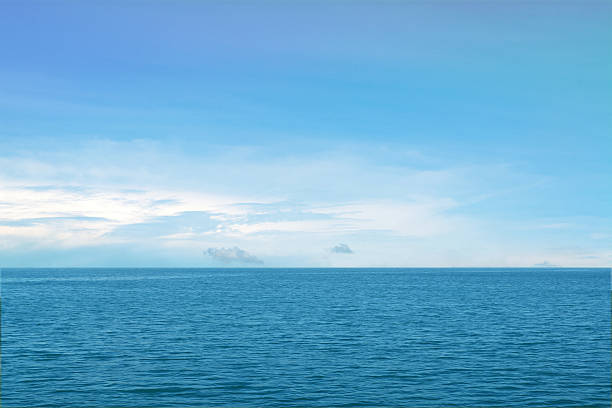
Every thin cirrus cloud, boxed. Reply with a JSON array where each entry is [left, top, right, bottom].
[[105, 211, 221, 240], [0, 216, 111, 227], [205, 247, 263, 265]]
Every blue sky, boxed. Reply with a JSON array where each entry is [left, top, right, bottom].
[[1, 1, 611, 267]]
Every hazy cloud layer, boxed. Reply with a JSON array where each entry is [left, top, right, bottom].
[[205, 246, 263, 264], [2, 139, 611, 267], [106, 211, 220, 240], [331, 243, 353, 254]]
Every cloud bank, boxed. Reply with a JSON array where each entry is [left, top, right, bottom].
[[331, 243, 353, 254], [205, 246, 263, 264]]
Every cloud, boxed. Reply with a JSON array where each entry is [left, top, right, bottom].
[[313, 200, 463, 237], [0, 216, 110, 227], [106, 211, 221, 240], [533, 261, 560, 267], [205, 246, 263, 264], [331, 243, 353, 254], [3, 138, 611, 267]]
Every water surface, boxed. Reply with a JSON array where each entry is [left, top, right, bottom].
[[2, 268, 610, 407]]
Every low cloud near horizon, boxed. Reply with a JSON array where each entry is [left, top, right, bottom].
[[533, 261, 560, 267], [205, 246, 263, 264], [331, 243, 353, 254]]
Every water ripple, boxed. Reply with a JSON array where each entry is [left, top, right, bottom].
[[2, 268, 610, 407]]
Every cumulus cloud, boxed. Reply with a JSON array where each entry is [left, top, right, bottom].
[[205, 246, 263, 264], [331, 243, 353, 254]]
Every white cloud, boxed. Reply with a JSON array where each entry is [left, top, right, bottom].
[[0, 183, 245, 249], [2, 138, 611, 266]]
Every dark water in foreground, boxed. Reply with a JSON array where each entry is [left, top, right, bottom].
[[1, 268, 610, 407]]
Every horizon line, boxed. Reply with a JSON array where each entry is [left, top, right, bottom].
[[2, 266, 609, 269]]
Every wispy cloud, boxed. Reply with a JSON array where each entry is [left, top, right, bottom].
[[331, 243, 353, 254], [2, 138, 611, 267], [0, 216, 110, 227], [105, 211, 221, 241], [205, 247, 263, 264]]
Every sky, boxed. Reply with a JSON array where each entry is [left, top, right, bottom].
[[1, 0, 611, 267]]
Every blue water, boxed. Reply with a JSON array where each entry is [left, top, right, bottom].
[[1, 268, 610, 407]]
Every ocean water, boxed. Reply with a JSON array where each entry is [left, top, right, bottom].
[[1, 268, 610, 407]]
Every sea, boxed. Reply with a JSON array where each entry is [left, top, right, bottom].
[[1, 268, 610, 407]]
